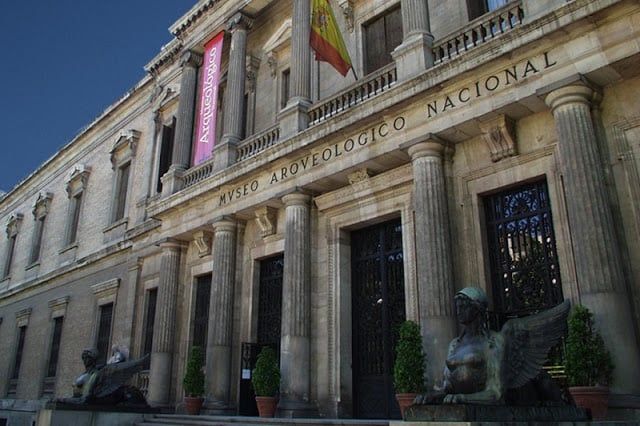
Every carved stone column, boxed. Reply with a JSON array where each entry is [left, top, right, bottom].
[[148, 240, 184, 405], [162, 51, 202, 196], [205, 218, 237, 410], [278, 0, 312, 138], [392, 0, 434, 80], [214, 13, 253, 172], [278, 192, 316, 416], [406, 137, 456, 385], [545, 83, 640, 393]]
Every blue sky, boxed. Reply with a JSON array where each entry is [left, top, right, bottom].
[[0, 1, 191, 194]]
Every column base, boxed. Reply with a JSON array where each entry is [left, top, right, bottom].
[[392, 32, 435, 81], [160, 166, 186, 197], [278, 98, 311, 139], [276, 399, 318, 418], [212, 141, 239, 172]]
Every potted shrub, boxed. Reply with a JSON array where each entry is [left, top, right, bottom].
[[393, 320, 426, 419], [183, 346, 206, 415], [565, 305, 614, 420], [251, 346, 281, 417]]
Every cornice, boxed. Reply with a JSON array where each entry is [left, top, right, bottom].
[[144, 38, 184, 77], [170, 0, 221, 39]]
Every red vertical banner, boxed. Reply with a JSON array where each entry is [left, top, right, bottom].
[[193, 32, 224, 166]]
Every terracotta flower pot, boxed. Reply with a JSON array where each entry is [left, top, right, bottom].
[[184, 396, 205, 415], [396, 393, 418, 419], [255, 396, 278, 417], [569, 386, 609, 420]]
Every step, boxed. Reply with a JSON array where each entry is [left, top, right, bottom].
[[136, 414, 390, 426]]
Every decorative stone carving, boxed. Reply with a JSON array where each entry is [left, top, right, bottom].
[[65, 165, 91, 198], [255, 206, 277, 237], [348, 168, 372, 184], [110, 129, 140, 168], [479, 114, 517, 162], [338, 0, 354, 32], [32, 192, 53, 219], [6, 212, 23, 237], [193, 230, 212, 257]]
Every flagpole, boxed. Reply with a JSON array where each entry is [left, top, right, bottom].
[[351, 66, 359, 81]]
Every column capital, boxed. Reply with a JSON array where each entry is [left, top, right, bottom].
[[281, 191, 311, 207], [404, 134, 451, 160], [211, 216, 237, 233], [180, 50, 203, 68], [226, 12, 254, 32], [156, 238, 187, 250], [544, 83, 595, 111]]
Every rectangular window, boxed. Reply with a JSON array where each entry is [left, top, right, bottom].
[[46, 317, 64, 378], [3, 234, 16, 278], [95, 303, 113, 366], [12, 326, 27, 380], [363, 6, 402, 75], [467, 0, 511, 20], [142, 288, 158, 356], [156, 119, 175, 193], [29, 216, 45, 265], [192, 275, 211, 351], [113, 161, 131, 222], [66, 192, 83, 246], [280, 68, 291, 109]]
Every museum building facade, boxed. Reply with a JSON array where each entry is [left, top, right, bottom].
[[1, 0, 639, 420]]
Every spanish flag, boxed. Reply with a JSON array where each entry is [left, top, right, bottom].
[[310, 0, 353, 77]]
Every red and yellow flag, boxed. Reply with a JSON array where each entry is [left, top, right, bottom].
[[310, 0, 352, 77]]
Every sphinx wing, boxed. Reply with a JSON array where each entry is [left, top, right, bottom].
[[93, 354, 150, 398], [501, 300, 570, 389]]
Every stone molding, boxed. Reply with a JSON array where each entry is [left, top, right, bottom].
[[5, 212, 23, 238], [91, 278, 120, 306], [32, 192, 53, 219], [65, 165, 91, 198], [110, 129, 140, 168], [48, 296, 70, 319]]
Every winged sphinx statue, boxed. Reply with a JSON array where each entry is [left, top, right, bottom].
[[419, 286, 570, 405], [60, 348, 150, 406]]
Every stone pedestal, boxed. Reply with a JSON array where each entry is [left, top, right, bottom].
[[403, 404, 589, 422]]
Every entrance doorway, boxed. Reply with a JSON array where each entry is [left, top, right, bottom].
[[238, 254, 284, 416], [351, 218, 406, 419]]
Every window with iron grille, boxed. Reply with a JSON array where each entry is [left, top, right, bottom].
[[192, 275, 211, 351], [11, 326, 27, 380], [46, 317, 64, 378], [484, 179, 564, 327], [142, 288, 157, 356], [95, 303, 113, 366]]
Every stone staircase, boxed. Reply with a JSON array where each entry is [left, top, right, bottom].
[[135, 414, 390, 426]]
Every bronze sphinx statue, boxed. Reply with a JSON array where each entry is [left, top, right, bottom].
[[419, 286, 570, 405], [60, 347, 149, 407]]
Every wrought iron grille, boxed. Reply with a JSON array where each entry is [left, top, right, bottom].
[[96, 303, 113, 366], [258, 254, 284, 350], [484, 180, 564, 327], [192, 275, 212, 351], [352, 218, 405, 419]]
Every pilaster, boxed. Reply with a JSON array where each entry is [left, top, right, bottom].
[[163, 51, 202, 196], [278, 192, 316, 417], [545, 83, 640, 393], [405, 136, 456, 386], [215, 13, 253, 173], [148, 240, 185, 406], [278, 0, 312, 138], [205, 218, 238, 411], [392, 0, 434, 80]]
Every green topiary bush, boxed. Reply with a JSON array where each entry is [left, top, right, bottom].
[[252, 346, 281, 397], [183, 346, 205, 397], [565, 305, 614, 387], [393, 320, 426, 394]]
